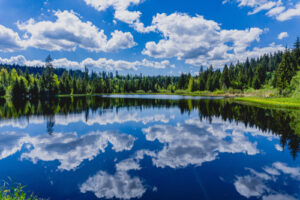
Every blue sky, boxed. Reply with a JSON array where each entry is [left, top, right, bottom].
[[0, 0, 299, 75]]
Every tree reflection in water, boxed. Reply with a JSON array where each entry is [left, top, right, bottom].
[[0, 96, 299, 158]]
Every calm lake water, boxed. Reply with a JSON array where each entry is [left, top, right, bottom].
[[0, 95, 299, 200]]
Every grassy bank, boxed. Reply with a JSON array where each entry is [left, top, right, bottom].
[[234, 97, 300, 109]]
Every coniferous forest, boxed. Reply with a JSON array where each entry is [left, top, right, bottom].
[[0, 38, 299, 100]]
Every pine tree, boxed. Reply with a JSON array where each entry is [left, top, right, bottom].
[[276, 50, 297, 95], [187, 77, 194, 92], [252, 76, 261, 89], [252, 64, 264, 89], [293, 37, 300, 67], [41, 55, 57, 96], [30, 80, 39, 99], [221, 64, 230, 89], [25, 67, 30, 83]]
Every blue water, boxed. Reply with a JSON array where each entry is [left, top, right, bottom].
[[0, 96, 299, 200]]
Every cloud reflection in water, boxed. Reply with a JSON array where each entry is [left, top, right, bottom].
[[234, 162, 300, 200]]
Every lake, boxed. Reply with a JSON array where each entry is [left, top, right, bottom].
[[0, 95, 299, 200]]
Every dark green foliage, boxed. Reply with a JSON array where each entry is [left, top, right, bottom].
[[252, 64, 265, 89], [178, 73, 189, 89], [194, 49, 286, 92], [293, 37, 300, 67], [0, 84, 5, 97], [221, 64, 230, 89], [28, 80, 39, 99], [11, 79, 27, 100], [40, 55, 59, 96], [276, 49, 297, 95], [252, 76, 261, 89]]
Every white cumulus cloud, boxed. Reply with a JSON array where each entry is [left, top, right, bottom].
[[141, 13, 282, 67], [16, 10, 136, 52], [276, 3, 300, 21], [84, 0, 153, 32], [278, 32, 288, 40], [224, 0, 300, 21], [0, 25, 24, 52], [0, 55, 175, 71]]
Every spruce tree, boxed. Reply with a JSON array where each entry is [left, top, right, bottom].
[[221, 64, 230, 89], [41, 55, 57, 96], [276, 50, 296, 95], [293, 37, 300, 67]]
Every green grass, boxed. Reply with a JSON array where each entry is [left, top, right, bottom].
[[234, 97, 300, 109], [0, 182, 39, 200]]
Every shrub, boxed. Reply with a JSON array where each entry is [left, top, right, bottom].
[[0, 182, 39, 200]]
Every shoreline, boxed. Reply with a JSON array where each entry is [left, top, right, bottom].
[[58, 92, 300, 109], [57, 91, 244, 98], [2, 92, 300, 109]]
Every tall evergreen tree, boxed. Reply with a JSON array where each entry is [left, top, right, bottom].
[[276, 50, 297, 95], [221, 64, 230, 89], [293, 37, 300, 67], [41, 55, 58, 96]]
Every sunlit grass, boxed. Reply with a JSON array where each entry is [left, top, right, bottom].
[[234, 97, 300, 109]]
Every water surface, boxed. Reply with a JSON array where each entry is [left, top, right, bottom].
[[0, 96, 299, 200]]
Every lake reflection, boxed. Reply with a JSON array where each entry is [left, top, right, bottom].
[[0, 96, 299, 200]]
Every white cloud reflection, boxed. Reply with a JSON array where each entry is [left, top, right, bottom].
[[0, 110, 174, 129], [142, 118, 259, 168], [80, 153, 148, 199], [80, 170, 145, 200], [0, 132, 29, 160], [0, 130, 135, 171], [21, 131, 135, 170], [234, 162, 300, 199]]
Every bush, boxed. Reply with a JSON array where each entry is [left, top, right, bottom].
[[226, 87, 242, 94], [136, 90, 145, 93], [174, 90, 188, 94], [214, 89, 225, 94], [0, 182, 39, 200]]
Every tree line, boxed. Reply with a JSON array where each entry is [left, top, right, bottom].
[[187, 38, 300, 95], [0, 38, 299, 99]]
